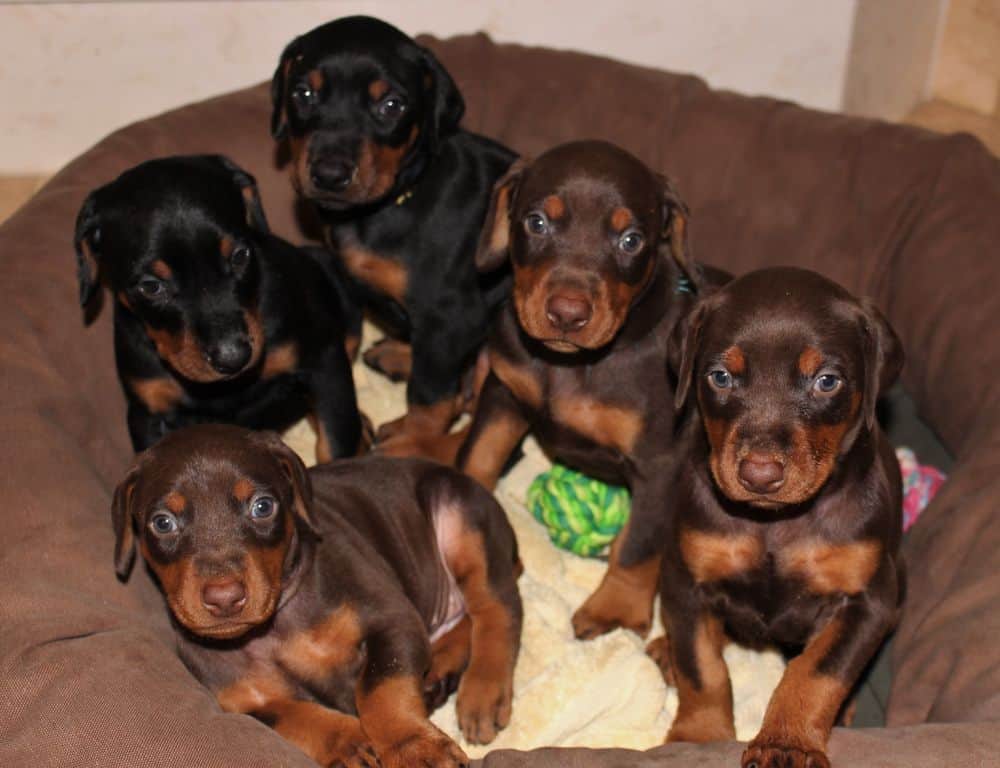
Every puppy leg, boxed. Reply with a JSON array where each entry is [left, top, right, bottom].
[[425, 615, 472, 711], [218, 677, 377, 768], [355, 626, 468, 768], [311, 343, 368, 461], [742, 587, 898, 768], [456, 373, 531, 490], [426, 471, 523, 745]]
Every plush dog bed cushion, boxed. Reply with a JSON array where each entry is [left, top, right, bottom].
[[2, 34, 999, 767]]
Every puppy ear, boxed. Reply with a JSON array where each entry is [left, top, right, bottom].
[[859, 298, 904, 430], [216, 156, 269, 233], [475, 159, 527, 273], [73, 191, 103, 308], [419, 46, 465, 149], [111, 463, 142, 580], [658, 174, 705, 290], [672, 299, 712, 411], [253, 432, 317, 535], [270, 39, 301, 140]]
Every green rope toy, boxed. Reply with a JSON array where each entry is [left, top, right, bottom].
[[527, 464, 630, 557]]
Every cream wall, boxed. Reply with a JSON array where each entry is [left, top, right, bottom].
[[0, 1, 944, 174]]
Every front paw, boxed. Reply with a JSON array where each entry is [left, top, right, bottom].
[[742, 741, 830, 768], [456, 671, 513, 745], [644, 635, 676, 686], [571, 592, 651, 640], [378, 726, 468, 768], [322, 724, 380, 768]]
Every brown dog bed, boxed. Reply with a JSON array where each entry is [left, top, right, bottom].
[[2, 34, 999, 767]]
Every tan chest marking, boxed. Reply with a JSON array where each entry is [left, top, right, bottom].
[[276, 605, 364, 683], [262, 341, 299, 379], [550, 395, 643, 455], [216, 671, 293, 713], [779, 539, 881, 595], [341, 244, 408, 305], [680, 529, 762, 583], [491, 352, 543, 410], [128, 376, 184, 414]]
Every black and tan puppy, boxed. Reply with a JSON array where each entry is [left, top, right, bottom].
[[270, 15, 517, 452], [459, 140, 723, 640], [74, 155, 365, 458], [653, 267, 905, 768], [113, 423, 522, 767]]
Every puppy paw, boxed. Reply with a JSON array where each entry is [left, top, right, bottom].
[[363, 339, 412, 382], [571, 596, 651, 640], [644, 635, 676, 686], [741, 741, 830, 768], [456, 671, 513, 745], [321, 723, 380, 768], [378, 726, 468, 768]]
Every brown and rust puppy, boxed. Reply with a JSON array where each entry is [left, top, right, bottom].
[[112, 424, 522, 767], [460, 140, 723, 639], [271, 16, 516, 452], [653, 267, 905, 768]]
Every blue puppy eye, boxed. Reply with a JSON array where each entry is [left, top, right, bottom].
[[813, 374, 842, 394], [708, 369, 733, 389], [250, 496, 276, 520], [524, 212, 549, 236], [377, 96, 407, 119], [150, 512, 178, 535]]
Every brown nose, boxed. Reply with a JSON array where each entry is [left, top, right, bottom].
[[737, 456, 785, 494], [545, 294, 592, 333], [201, 578, 247, 617]]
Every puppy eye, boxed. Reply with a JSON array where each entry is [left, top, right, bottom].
[[291, 84, 315, 110], [618, 230, 644, 255], [249, 495, 277, 520], [524, 212, 550, 236], [137, 277, 165, 298], [707, 369, 733, 390], [813, 373, 842, 395], [149, 512, 179, 535], [376, 96, 407, 119], [230, 245, 252, 271]]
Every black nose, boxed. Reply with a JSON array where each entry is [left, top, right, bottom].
[[201, 578, 247, 618], [207, 338, 252, 374], [311, 157, 356, 192], [738, 456, 786, 494], [545, 294, 592, 333]]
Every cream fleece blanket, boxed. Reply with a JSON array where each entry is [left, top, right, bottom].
[[283, 323, 785, 757]]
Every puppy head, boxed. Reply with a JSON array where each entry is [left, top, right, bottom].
[[112, 424, 316, 640], [74, 155, 269, 383], [475, 140, 699, 352], [673, 267, 902, 509], [270, 15, 463, 209]]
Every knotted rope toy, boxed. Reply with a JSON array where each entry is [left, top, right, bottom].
[[527, 464, 630, 557]]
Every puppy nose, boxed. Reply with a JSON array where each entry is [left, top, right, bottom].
[[201, 578, 247, 617], [738, 456, 785, 494], [545, 294, 592, 333], [311, 157, 356, 191], [207, 338, 252, 374]]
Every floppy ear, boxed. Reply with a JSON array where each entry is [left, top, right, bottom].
[[111, 463, 142, 580], [419, 46, 465, 149], [475, 159, 527, 273], [858, 297, 904, 430], [253, 431, 318, 536], [73, 191, 103, 308], [658, 174, 705, 290], [216, 156, 269, 233], [270, 38, 301, 140], [671, 299, 712, 411]]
